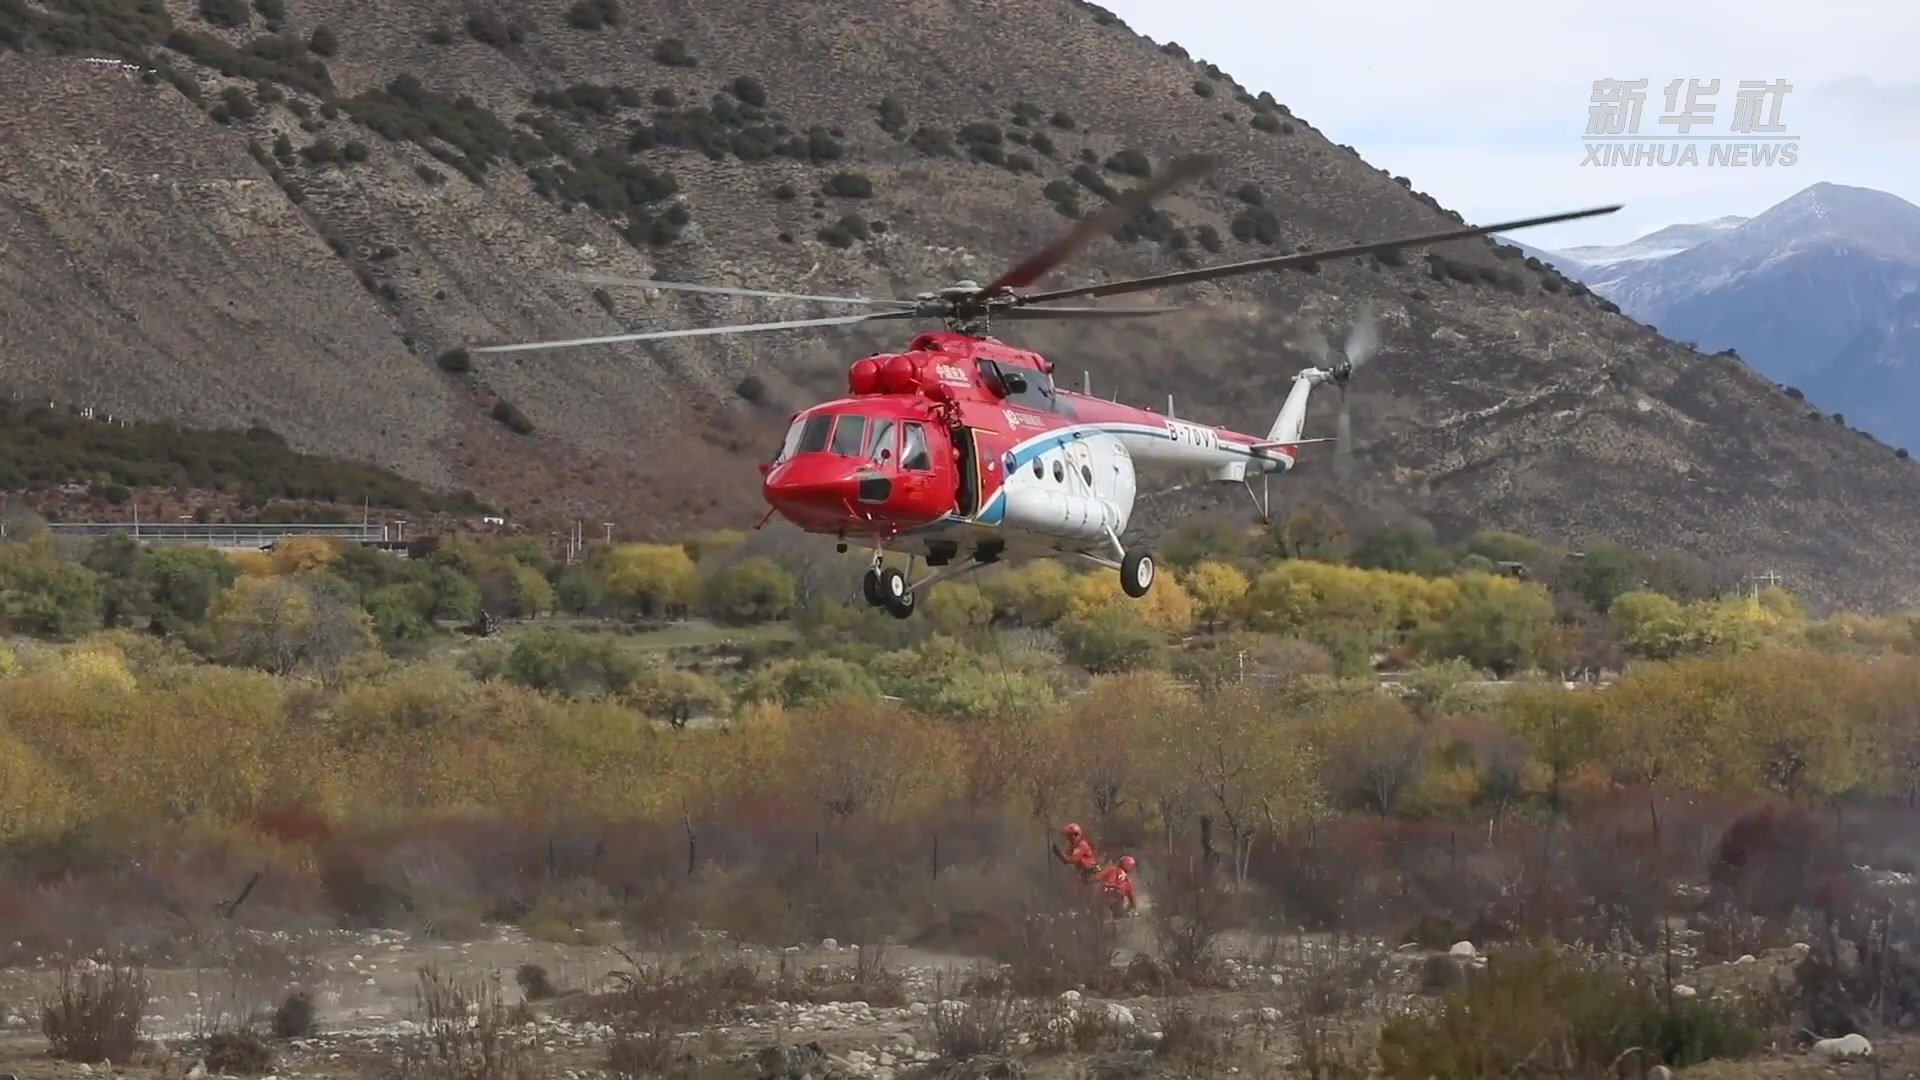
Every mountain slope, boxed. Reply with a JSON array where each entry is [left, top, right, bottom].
[[1564, 184, 1920, 447], [2, 0, 1919, 609]]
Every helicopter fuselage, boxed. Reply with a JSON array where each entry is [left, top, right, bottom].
[[760, 331, 1304, 567]]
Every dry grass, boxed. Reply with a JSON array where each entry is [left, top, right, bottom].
[[40, 960, 150, 1064], [389, 967, 548, 1080]]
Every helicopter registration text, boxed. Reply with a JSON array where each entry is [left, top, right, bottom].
[[935, 363, 971, 385], [1165, 419, 1220, 450]]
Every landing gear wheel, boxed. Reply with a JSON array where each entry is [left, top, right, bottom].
[[1120, 548, 1155, 599], [878, 567, 915, 618], [862, 568, 884, 607]]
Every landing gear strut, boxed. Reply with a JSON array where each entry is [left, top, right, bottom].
[[1076, 528, 1156, 600]]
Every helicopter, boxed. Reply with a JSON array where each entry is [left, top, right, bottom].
[[474, 155, 1619, 618]]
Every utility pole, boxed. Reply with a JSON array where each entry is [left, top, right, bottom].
[[1747, 569, 1782, 601], [602, 522, 614, 544]]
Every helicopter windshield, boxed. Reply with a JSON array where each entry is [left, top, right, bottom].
[[777, 413, 834, 463]]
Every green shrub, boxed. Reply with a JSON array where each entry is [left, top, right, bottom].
[[1375, 946, 1762, 1079], [491, 399, 534, 435], [563, 0, 620, 30], [308, 25, 337, 56], [465, 12, 523, 48], [875, 95, 907, 135], [823, 172, 873, 198], [729, 75, 767, 107], [652, 37, 694, 67], [198, 0, 249, 28], [1104, 148, 1150, 177]]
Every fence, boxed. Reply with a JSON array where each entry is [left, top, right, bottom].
[[36, 521, 390, 549]]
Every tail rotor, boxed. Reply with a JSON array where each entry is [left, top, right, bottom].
[[1291, 304, 1384, 480]]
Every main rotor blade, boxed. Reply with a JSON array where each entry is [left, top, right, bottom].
[[470, 311, 919, 354], [1014, 204, 1623, 305], [978, 153, 1216, 296], [1334, 386, 1355, 481], [568, 274, 918, 309], [996, 304, 1184, 320], [1344, 304, 1380, 371]]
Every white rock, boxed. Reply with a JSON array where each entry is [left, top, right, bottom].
[[1648, 1067, 1672, 1080], [1104, 1003, 1135, 1028], [1813, 1033, 1872, 1060], [1788, 942, 1811, 959], [1257, 1007, 1281, 1024], [1448, 941, 1476, 958], [821, 938, 839, 950], [907, 1002, 928, 1016], [1058, 989, 1082, 1003], [1673, 984, 1697, 998], [1735, 954, 1756, 965]]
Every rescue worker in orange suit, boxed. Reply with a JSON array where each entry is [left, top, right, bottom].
[[1052, 822, 1098, 881], [1095, 855, 1138, 916]]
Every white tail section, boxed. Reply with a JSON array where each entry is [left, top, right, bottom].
[[1266, 368, 1330, 446]]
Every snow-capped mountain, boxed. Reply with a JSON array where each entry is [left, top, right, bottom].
[[1508, 183, 1920, 451]]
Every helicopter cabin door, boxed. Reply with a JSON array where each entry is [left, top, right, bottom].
[[952, 424, 981, 518]]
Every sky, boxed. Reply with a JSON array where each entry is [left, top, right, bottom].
[[1098, 0, 1920, 251]]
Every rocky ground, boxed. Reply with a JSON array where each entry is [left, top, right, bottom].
[[0, 920, 1910, 1080]]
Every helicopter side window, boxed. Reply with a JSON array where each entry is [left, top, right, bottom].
[[868, 420, 896, 464], [979, 359, 1058, 413], [829, 414, 867, 457], [901, 422, 931, 471]]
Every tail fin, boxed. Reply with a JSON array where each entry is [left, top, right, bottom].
[[1265, 370, 1319, 446]]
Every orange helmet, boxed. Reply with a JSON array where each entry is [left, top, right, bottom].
[[1062, 823, 1083, 840], [1118, 856, 1137, 872]]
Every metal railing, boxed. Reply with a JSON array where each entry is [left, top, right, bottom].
[[38, 522, 389, 548]]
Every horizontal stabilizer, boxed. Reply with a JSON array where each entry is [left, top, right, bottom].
[[1250, 437, 1338, 452]]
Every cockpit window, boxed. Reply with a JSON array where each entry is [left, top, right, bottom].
[[777, 413, 834, 463], [902, 422, 931, 471], [829, 414, 867, 457], [868, 420, 896, 463]]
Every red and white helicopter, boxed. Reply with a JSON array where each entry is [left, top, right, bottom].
[[476, 156, 1617, 618]]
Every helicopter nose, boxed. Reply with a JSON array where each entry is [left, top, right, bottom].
[[763, 455, 890, 519]]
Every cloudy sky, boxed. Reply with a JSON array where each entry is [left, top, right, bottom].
[[1099, 0, 1920, 251]]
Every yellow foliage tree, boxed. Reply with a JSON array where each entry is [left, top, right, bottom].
[[225, 550, 277, 577], [208, 576, 376, 682], [981, 559, 1078, 626], [1065, 570, 1195, 636], [270, 537, 340, 576], [1185, 561, 1249, 632], [784, 697, 954, 821], [600, 543, 698, 617], [0, 726, 76, 843], [924, 583, 994, 637]]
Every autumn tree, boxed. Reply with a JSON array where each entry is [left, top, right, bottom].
[[785, 697, 951, 820], [699, 556, 797, 623], [207, 574, 375, 682], [0, 537, 102, 640], [1416, 572, 1552, 676], [1185, 560, 1249, 632], [600, 543, 698, 617], [1323, 694, 1426, 816], [736, 655, 881, 711], [1170, 680, 1323, 881]]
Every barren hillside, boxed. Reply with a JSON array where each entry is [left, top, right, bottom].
[[3, 0, 1917, 608]]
